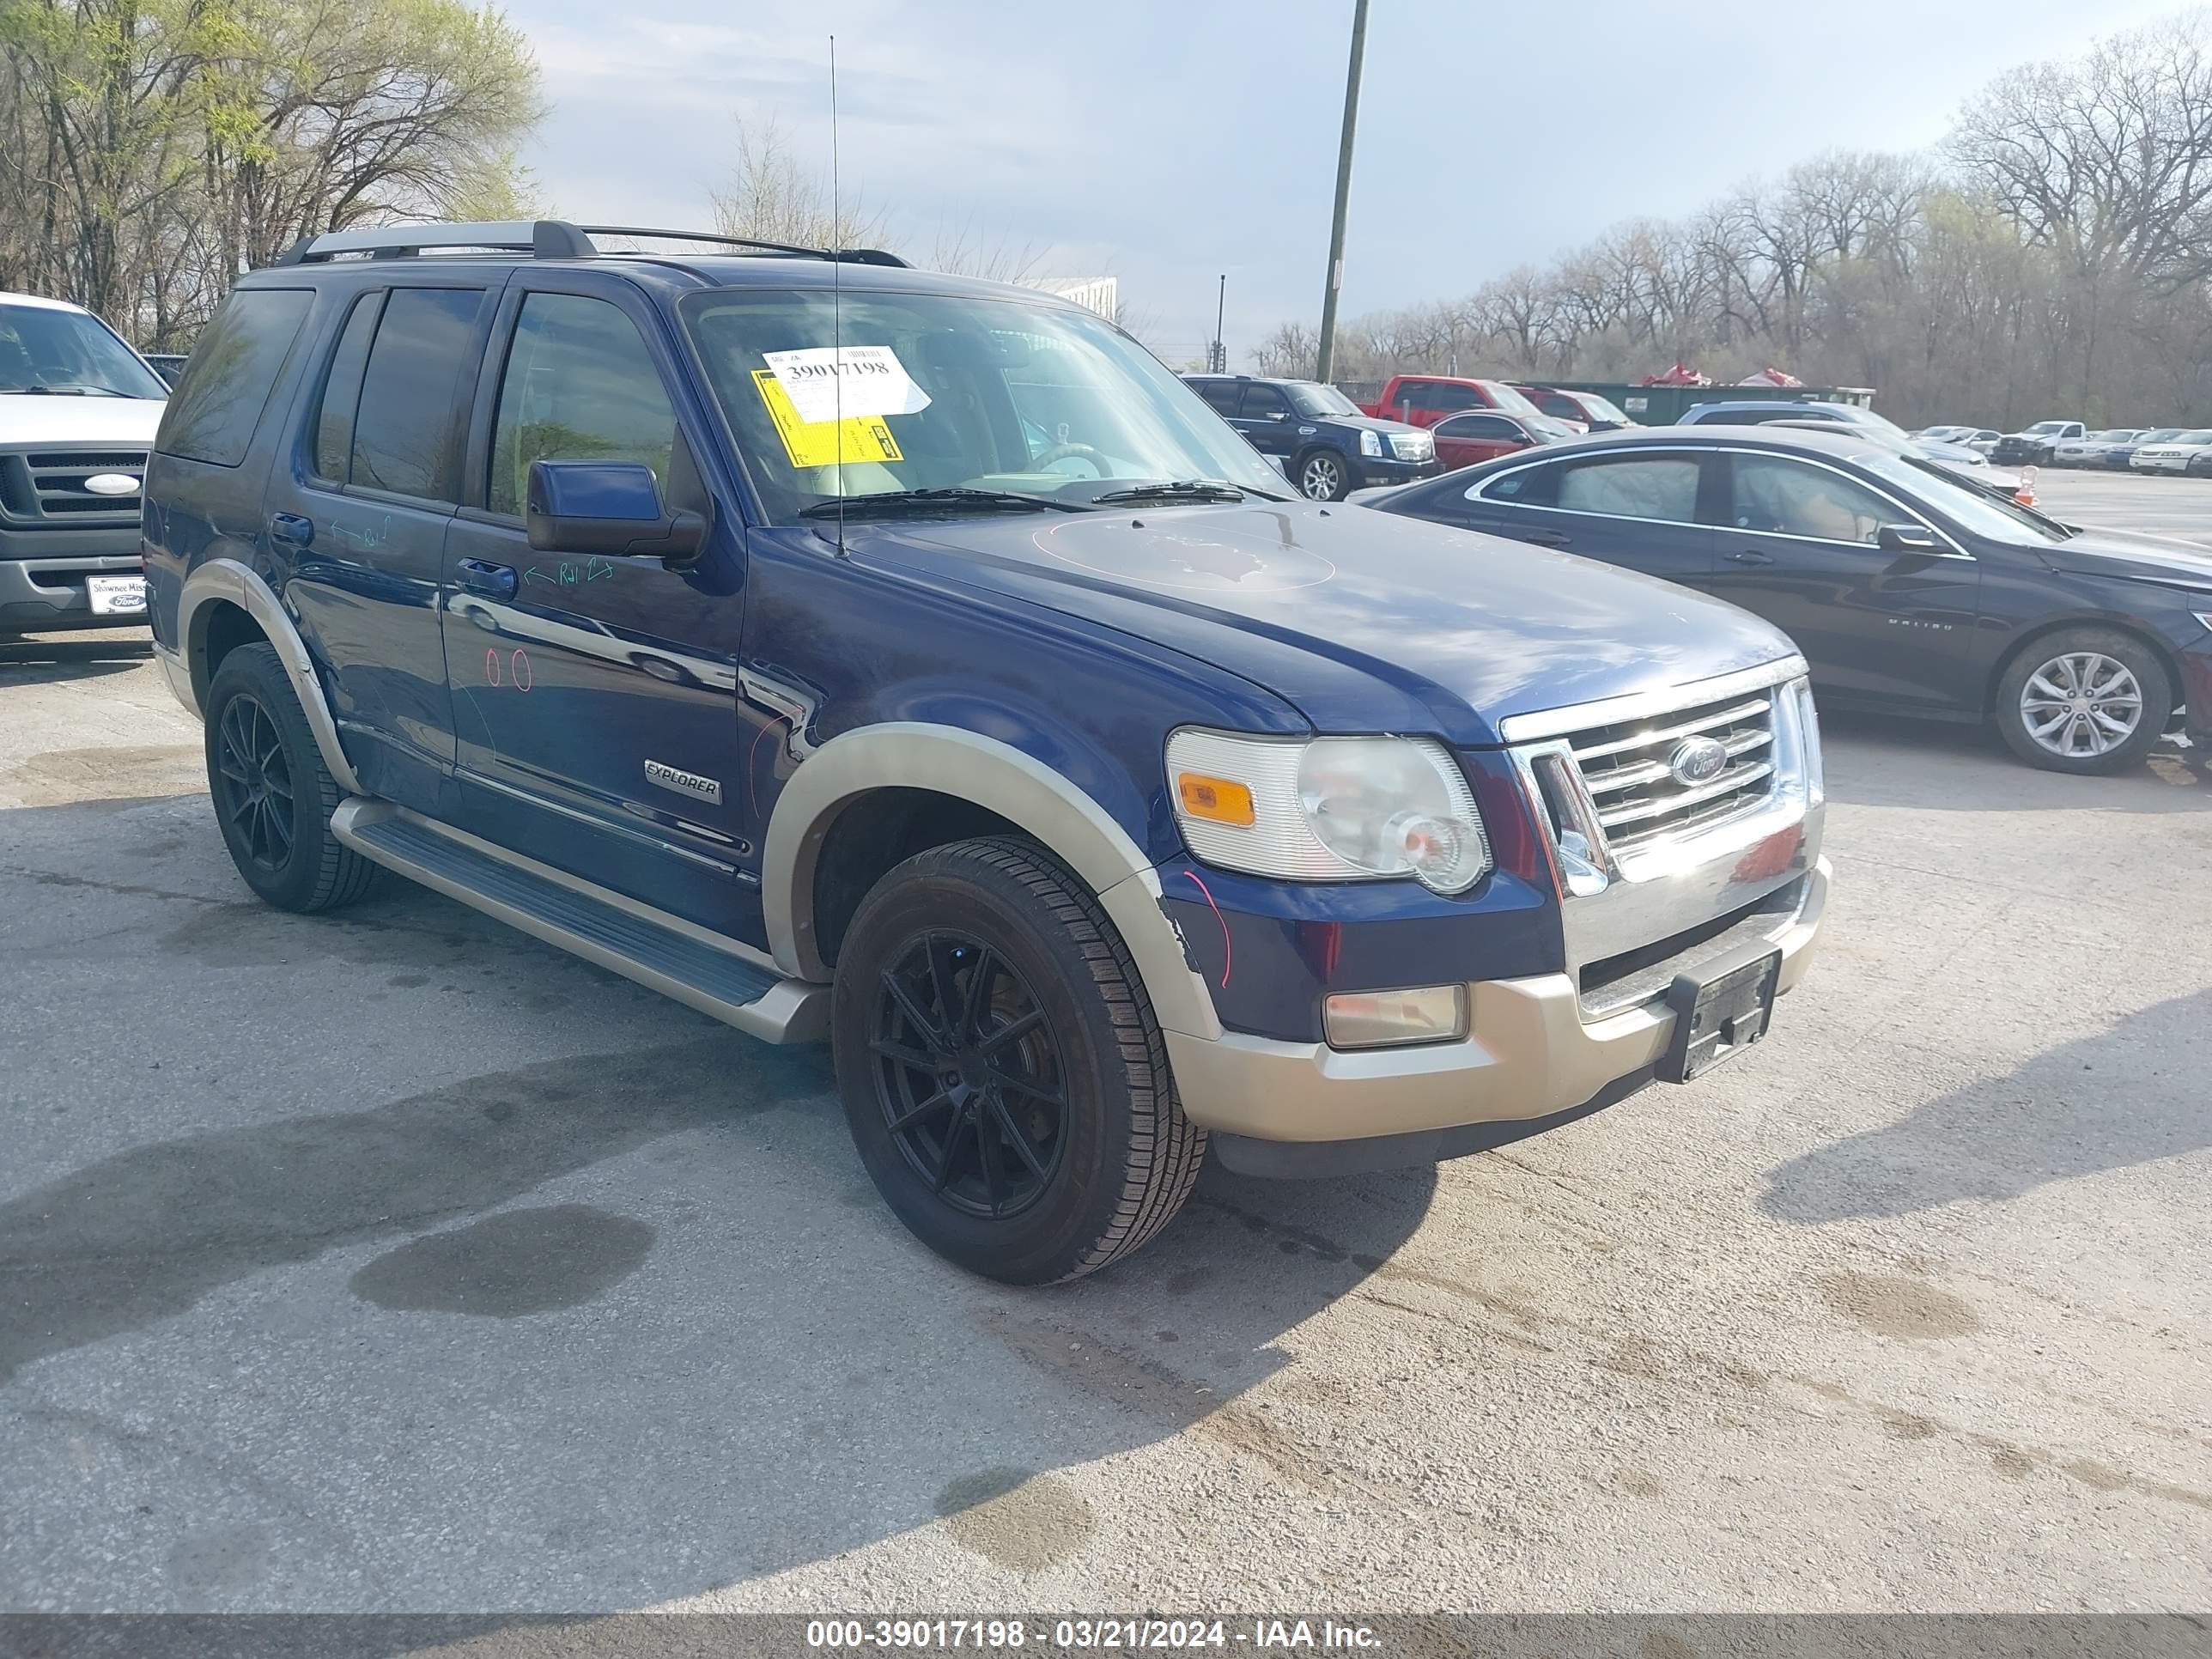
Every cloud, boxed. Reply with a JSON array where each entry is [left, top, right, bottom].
[[506, 0, 2186, 362]]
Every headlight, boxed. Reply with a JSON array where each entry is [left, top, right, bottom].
[[1791, 678, 1824, 809], [1166, 730, 1490, 893], [1358, 429, 1383, 457]]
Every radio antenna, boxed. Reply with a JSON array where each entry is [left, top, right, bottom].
[[830, 33, 847, 557]]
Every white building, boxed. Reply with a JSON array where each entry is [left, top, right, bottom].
[[1024, 276, 1119, 321]]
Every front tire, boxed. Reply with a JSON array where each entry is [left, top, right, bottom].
[[204, 642, 380, 911], [1296, 448, 1351, 501], [831, 837, 1205, 1285], [1995, 628, 2172, 775]]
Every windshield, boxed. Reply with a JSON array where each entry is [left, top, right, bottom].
[[2088, 430, 2133, 441], [1527, 416, 1580, 440], [0, 302, 167, 398], [1856, 451, 2070, 544], [2139, 428, 2185, 442], [1286, 381, 1361, 417], [1485, 382, 1544, 420], [1577, 393, 1630, 424], [1845, 407, 1911, 441], [680, 289, 1285, 521]]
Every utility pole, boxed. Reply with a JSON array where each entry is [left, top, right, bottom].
[[1314, 0, 1369, 385], [1212, 274, 1227, 373]]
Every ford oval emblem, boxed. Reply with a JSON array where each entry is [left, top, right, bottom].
[[1668, 735, 1729, 787], [83, 472, 140, 496]]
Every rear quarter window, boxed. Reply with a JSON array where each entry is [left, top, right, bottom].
[[155, 289, 313, 467]]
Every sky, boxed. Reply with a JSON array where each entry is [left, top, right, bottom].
[[504, 0, 2190, 364]]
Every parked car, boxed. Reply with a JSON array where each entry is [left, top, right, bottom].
[[2129, 430, 2212, 475], [141, 352, 189, 386], [1364, 426, 2212, 775], [1, 291, 169, 637], [1762, 418, 2014, 490], [1184, 374, 1436, 501], [2106, 428, 2188, 469], [143, 220, 1829, 1284], [1427, 410, 1577, 469], [1990, 421, 2086, 465], [1681, 400, 1994, 476], [1509, 385, 1635, 429], [1358, 374, 1569, 431], [1914, 424, 1975, 442], [2051, 429, 2143, 468]]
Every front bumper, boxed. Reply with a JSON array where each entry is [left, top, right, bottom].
[[1357, 455, 1442, 484], [1168, 856, 1827, 1147], [0, 531, 145, 633]]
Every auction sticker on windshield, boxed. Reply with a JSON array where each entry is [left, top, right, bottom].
[[763, 345, 933, 423], [751, 370, 904, 469]]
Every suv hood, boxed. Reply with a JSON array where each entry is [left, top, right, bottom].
[[1316, 412, 1425, 437], [860, 501, 1798, 747], [0, 396, 164, 445]]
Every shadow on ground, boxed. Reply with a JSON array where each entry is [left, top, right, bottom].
[[0, 793, 1438, 1609], [0, 629, 153, 685], [1761, 988, 2212, 1222], [1820, 707, 2209, 813]]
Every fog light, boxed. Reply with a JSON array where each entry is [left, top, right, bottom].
[[1323, 985, 1468, 1049]]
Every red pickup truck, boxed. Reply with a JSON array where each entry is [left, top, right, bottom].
[[1359, 374, 1565, 430]]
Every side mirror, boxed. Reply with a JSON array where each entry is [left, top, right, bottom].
[[1875, 522, 1942, 553], [526, 460, 706, 562]]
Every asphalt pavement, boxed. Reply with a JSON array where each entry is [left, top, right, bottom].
[[1, 476, 2208, 1614]]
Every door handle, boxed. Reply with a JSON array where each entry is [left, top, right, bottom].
[[269, 513, 313, 548], [457, 558, 518, 599], [1725, 549, 1776, 566]]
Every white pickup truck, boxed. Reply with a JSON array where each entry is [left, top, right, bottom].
[[0, 292, 168, 636]]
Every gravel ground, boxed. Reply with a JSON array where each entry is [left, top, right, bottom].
[[1, 476, 2207, 1615]]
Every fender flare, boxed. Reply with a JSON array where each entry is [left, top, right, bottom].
[[761, 722, 1222, 1042], [177, 557, 363, 797]]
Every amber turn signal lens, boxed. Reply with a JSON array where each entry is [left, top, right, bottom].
[[1176, 773, 1255, 826]]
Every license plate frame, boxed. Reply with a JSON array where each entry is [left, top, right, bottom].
[[1658, 947, 1782, 1084], [86, 574, 148, 617]]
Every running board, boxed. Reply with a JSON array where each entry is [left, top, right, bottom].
[[331, 799, 826, 1043]]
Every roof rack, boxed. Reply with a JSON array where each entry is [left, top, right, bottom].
[[270, 219, 908, 269]]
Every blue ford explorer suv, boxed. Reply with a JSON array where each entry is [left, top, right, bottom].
[[143, 221, 1830, 1285]]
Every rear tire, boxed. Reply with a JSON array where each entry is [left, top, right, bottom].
[[1994, 628, 2172, 775], [204, 642, 381, 912], [831, 836, 1205, 1284]]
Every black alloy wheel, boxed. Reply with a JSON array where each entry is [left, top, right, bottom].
[[871, 929, 1067, 1218], [214, 693, 295, 872]]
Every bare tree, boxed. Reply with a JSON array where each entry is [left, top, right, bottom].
[[708, 115, 887, 250]]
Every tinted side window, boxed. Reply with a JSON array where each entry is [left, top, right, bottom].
[[1476, 460, 1561, 507], [349, 288, 485, 501], [1242, 385, 1291, 418], [1430, 383, 1480, 413], [1729, 456, 1892, 544], [312, 292, 384, 483], [488, 295, 678, 518], [1192, 379, 1243, 416], [1440, 414, 1513, 440], [155, 289, 313, 466], [1557, 456, 1700, 522]]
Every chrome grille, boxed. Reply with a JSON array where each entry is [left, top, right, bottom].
[[1565, 689, 1778, 853], [1389, 433, 1432, 462], [0, 447, 146, 526]]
